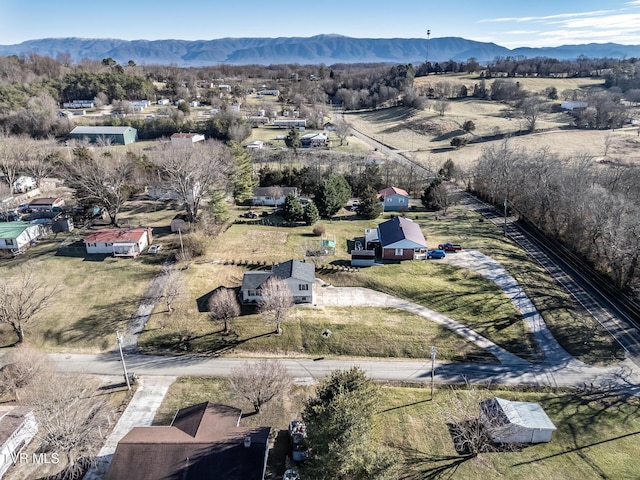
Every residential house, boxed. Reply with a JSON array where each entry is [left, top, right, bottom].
[[84, 228, 153, 257], [241, 259, 315, 304], [0, 222, 43, 255], [251, 186, 298, 206], [28, 197, 65, 212], [377, 216, 427, 260], [273, 119, 306, 129], [246, 140, 264, 150], [479, 397, 557, 444], [171, 133, 205, 145], [0, 406, 38, 479], [378, 187, 409, 212], [300, 133, 328, 148], [157, 99, 170, 105], [258, 89, 280, 96], [105, 402, 270, 480]]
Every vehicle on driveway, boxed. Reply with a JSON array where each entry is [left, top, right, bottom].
[[438, 242, 462, 252], [289, 421, 309, 462], [427, 249, 446, 259], [284, 469, 300, 480], [148, 244, 163, 254]]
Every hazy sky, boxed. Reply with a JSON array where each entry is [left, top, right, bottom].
[[2, 0, 640, 47]]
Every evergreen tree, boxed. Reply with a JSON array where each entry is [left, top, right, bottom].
[[302, 201, 319, 226], [313, 174, 351, 217], [208, 190, 230, 224], [284, 126, 301, 153], [302, 367, 398, 480], [421, 177, 451, 214], [356, 186, 382, 219], [230, 142, 255, 204], [282, 192, 304, 223]]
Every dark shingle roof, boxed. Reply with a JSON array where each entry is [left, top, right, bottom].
[[106, 402, 270, 480], [272, 260, 315, 283], [378, 216, 427, 248], [241, 272, 272, 290]]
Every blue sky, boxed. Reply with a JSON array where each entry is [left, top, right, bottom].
[[2, 0, 640, 47]]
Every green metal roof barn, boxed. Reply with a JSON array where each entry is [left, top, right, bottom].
[[69, 126, 138, 145]]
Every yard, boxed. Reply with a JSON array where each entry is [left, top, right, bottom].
[[154, 377, 640, 480]]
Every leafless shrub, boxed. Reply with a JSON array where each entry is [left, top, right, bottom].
[[229, 359, 292, 413], [0, 344, 53, 401], [208, 287, 240, 333], [258, 277, 294, 335]]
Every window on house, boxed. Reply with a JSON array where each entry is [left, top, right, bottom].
[[5, 239, 14, 246], [106, 242, 113, 246], [298, 284, 309, 291], [395, 248, 403, 256]]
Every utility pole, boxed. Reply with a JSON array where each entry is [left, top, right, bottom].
[[504, 197, 508, 236], [430, 345, 437, 399], [425, 29, 431, 75], [117, 330, 131, 390]]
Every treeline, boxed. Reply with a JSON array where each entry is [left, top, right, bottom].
[[471, 141, 640, 292]]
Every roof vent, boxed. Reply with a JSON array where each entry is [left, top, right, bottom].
[[244, 436, 251, 448]]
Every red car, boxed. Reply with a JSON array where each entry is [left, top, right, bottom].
[[438, 242, 462, 252]]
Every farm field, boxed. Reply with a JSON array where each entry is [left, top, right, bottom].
[[155, 377, 640, 480]]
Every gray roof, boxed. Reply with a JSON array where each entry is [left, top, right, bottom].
[[481, 397, 557, 430], [272, 260, 315, 283], [241, 271, 272, 290], [252, 186, 298, 197], [70, 126, 134, 135], [378, 216, 427, 248]]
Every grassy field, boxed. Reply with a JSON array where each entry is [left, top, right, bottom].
[[0, 199, 178, 351], [154, 377, 640, 480]]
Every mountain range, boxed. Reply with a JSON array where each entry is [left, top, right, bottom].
[[1, 35, 640, 66]]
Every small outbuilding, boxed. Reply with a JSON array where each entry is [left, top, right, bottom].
[[479, 397, 557, 444], [351, 250, 375, 267], [69, 126, 138, 145]]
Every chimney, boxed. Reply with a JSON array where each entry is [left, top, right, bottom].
[[244, 436, 251, 448]]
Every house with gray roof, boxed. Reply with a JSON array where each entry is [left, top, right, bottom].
[[69, 126, 138, 145], [240, 259, 315, 304], [377, 216, 427, 260]]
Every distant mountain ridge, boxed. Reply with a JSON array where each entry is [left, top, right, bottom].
[[1, 35, 640, 66]]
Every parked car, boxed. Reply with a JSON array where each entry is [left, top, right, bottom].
[[148, 244, 163, 254], [242, 210, 258, 219], [350, 202, 360, 211], [438, 242, 462, 252], [427, 249, 446, 259], [290, 421, 308, 462]]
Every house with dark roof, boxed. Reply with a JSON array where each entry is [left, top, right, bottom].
[[378, 187, 409, 212], [0, 406, 38, 478], [84, 228, 153, 258], [105, 402, 270, 480], [377, 216, 427, 260], [241, 259, 315, 304]]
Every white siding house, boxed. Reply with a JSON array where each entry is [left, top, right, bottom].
[[251, 187, 298, 206], [170, 133, 205, 145], [84, 228, 153, 257], [240, 260, 315, 304], [0, 222, 43, 255]]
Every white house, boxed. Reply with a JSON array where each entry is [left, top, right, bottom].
[[170, 133, 206, 145], [84, 228, 153, 258], [480, 397, 557, 444], [0, 222, 43, 255], [0, 406, 38, 479], [273, 119, 306, 128], [560, 101, 588, 111], [258, 89, 280, 96], [300, 133, 328, 148], [246, 140, 264, 150], [251, 186, 298, 206], [157, 99, 170, 105], [240, 259, 315, 304]]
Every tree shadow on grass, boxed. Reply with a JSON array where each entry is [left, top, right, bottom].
[[398, 445, 474, 480]]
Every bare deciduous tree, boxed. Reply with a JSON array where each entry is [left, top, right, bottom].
[[0, 344, 53, 401], [160, 267, 185, 314], [258, 277, 294, 335], [208, 287, 240, 334], [229, 359, 292, 413], [24, 373, 110, 480], [0, 267, 59, 344], [153, 141, 232, 223], [62, 147, 136, 225], [334, 118, 351, 146]]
